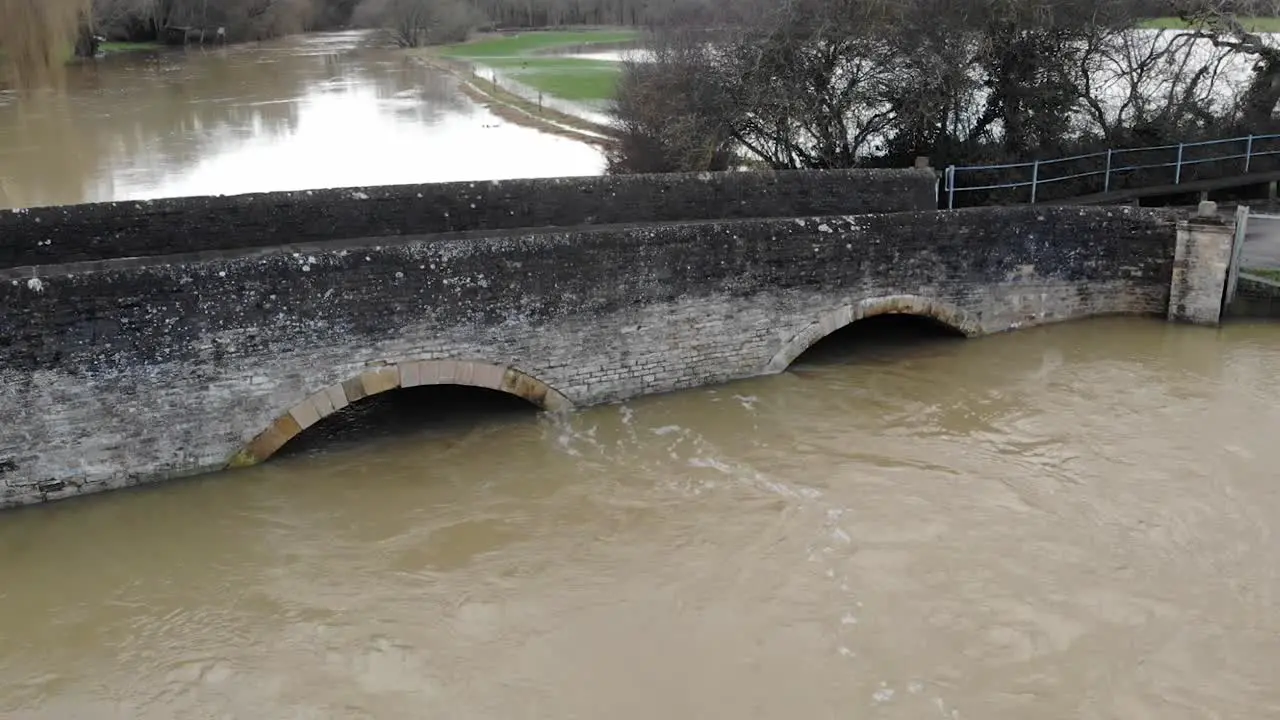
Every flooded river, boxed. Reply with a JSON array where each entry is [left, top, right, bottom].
[[3, 28, 1280, 720], [0, 32, 603, 209], [3, 317, 1280, 718]]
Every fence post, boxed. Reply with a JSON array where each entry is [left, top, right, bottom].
[[946, 166, 956, 210], [1175, 143, 1185, 184], [1030, 159, 1040, 204], [1246, 135, 1254, 173], [1104, 149, 1113, 193]]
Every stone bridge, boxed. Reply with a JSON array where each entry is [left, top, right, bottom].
[[0, 170, 1236, 508]]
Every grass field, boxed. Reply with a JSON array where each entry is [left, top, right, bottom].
[[1140, 17, 1280, 32], [99, 41, 165, 55], [440, 29, 640, 102]]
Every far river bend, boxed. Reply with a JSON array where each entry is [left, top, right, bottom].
[[2, 30, 1280, 720], [2, 318, 1280, 718], [0, 31, 603, 210]]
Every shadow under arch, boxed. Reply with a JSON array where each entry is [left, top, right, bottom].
[[227, 360, 571, 468], [764, 294, 981, 373]]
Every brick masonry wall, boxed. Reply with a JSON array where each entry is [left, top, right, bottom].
[[0, 205, 1178, 507], [0, 169, 937, 269]]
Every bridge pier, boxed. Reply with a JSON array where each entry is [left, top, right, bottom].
[[1168, 201, 1237, 325]]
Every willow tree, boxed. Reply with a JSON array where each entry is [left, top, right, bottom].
[[0, 0, 89, 88]]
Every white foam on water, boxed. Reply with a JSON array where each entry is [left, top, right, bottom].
[[544, 400, 882, 682], [934, 697, 962, 718], [688, 456, 735, 474]]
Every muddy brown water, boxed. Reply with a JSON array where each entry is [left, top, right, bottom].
[[2, 317, 1280, 719], [0, 31, 603, 210]]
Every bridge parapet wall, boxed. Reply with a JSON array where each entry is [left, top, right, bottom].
[[0, 169, 936, 269], [0, 204, 1179, 508]]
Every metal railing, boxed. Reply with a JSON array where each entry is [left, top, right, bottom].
[[943, 133, 1280, 209]]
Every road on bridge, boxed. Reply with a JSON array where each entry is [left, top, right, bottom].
[[1242, 212, 1280, 270]]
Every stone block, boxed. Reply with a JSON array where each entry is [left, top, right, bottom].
[[400, 361, 422, 388], [309, 389, 337, 419], [323, 384, 349, 413], [341, 377, 367, 404], [360, 368, 399, 397], [456, 361, 476, 385], [471, 362, 506, 389], [288, 397, 322, 430], [435, 360, 459, 384], [241, 415, 302, 465]]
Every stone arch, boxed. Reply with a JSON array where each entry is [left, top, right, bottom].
[[764, 294, 980, 373], [227, 360, 571, 468]]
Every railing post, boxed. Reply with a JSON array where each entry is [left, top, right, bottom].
[[1175, 143, 1184, 184], [1246, 135, 1254, 173], [1104, 149, 1113, 193], [946, 165, 956, 210], [1030, 159, 1040, 204]]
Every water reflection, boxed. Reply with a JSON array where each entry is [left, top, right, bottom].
[[0, 31, 604, 209]]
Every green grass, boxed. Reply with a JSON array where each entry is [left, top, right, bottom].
[[440, 29, 639, 101], [1140, 17, 1280, 32], [1244, 267, 1280, 282], [470, 57, 623, 101], [99, 41, 165, 54], [509, 65, 621, 101]]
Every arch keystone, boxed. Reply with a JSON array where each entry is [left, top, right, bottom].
[[400, 361, 423, 388]]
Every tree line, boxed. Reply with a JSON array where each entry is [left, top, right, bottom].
[[607, 0, 1280, 202]]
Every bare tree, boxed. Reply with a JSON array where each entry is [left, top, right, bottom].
[[1075, 21, 1235, 142], [606, 28, 734, 173], [610, 0, 1254, 175], [1175, 0, 1280, 129], [354, 0, 479, 46]]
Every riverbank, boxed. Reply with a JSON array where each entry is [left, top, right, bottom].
[[410, 53, 615, 148], [407, 29, 639, 146], [98, 41, 166, 55], [439, 29, 639, 102]]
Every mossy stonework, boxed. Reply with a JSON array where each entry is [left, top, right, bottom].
[[0, 169, 1228, 508]]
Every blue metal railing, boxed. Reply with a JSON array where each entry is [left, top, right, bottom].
[[942, 133, 1280, 209]]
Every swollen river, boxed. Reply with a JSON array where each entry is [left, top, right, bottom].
[[2, 317, 1279, 718], [0, 32, 602, 210]]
